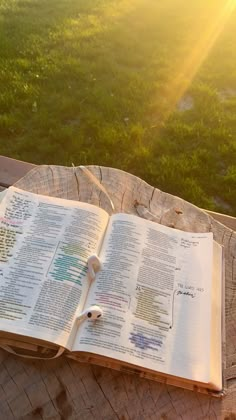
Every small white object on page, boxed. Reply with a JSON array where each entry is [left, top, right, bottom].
[[74, 255, 103, 325], [77, 305, 103, 323], [87, 254, 102, 281]]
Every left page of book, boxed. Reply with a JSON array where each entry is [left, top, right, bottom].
[[0, 187, 109, 349]]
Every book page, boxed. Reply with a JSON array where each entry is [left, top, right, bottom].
[[209, 241, 223, 390], [0, 187, 109, 349], [73, 213, 213, 383]]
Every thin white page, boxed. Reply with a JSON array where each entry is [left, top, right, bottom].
[[0, 187, 109, 349], [73, 213, 213, 383], [209, 241, 222, 390]]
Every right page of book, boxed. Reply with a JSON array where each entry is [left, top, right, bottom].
[[73, 213, 214, 384]]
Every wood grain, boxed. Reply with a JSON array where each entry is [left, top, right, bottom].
[[0, 155, 235, 231], [204, 211, 236, 232], [0, 155, 35, 188], [0, 164, 230, 419]]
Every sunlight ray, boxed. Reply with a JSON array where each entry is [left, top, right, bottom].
[[157, 0, 236, 121]]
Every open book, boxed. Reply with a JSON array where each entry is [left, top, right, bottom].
[[0, 187, 224, 396]]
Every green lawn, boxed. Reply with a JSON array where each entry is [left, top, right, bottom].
[[0, 0, 236, 214]]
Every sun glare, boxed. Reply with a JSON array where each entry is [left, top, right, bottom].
[[158, 0, 236, 121]]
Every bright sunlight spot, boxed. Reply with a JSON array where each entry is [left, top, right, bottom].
[[0, 0, 236, 214]]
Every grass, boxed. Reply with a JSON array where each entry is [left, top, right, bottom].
[[0, 0, 236, 214]]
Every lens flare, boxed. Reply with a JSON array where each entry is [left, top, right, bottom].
[[154, 0, 236, 122]]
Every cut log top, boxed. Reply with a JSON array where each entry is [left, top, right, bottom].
[[0, 157, 235, 418], [0, 155, 235, 230]]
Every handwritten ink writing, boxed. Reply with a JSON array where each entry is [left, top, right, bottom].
[[0, 228, 17, 262], [185, 285, 194, 290], [180, 238, 199, 249], [177, 290, 195, 298], [177, 283, 204, 294]]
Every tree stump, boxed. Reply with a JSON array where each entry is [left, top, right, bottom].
[[0, 164, 234, 419]]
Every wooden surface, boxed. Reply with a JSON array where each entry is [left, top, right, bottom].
[[202, 210, 236, 232], [0, 155, 35, 188], [1, 155, 235, 231], [0, 164, 234, 419]]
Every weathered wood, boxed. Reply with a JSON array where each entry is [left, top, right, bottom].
[[205, 210, 236, 232], [0, 155, 235, 231], [0, 164, 233, 419], [0, 155, 35, 187]]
